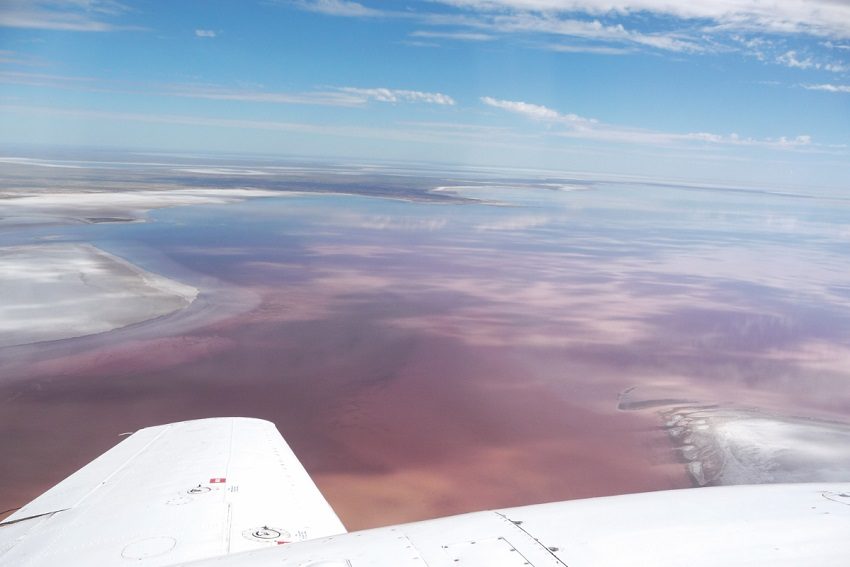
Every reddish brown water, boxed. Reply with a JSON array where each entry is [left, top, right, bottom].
[[3, 180, 850, 529]]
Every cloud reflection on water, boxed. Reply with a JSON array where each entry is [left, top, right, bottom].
[[233, 182, 850, 420], [3, 171, 850, 528]]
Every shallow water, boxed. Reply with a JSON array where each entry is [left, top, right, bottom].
[[2, 167, 850, 528]]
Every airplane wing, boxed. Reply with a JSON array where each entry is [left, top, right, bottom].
[[3, 417, 850, 567], [174, 483, 850, 567], [0, 417, 345, 566]]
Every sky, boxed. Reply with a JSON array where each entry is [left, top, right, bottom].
[[0, 0, 848, 188]]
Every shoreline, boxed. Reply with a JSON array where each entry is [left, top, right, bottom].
[[0, 243, 199, 348]]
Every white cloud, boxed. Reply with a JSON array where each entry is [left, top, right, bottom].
[[169, 85, 365, 106], [730, 34, 774, 61], [545, 43, 631, 54], [0, 104, 510, 148], [292, 0, 385, 17], [481, 95, 815, 150], [291, 1, 699, 52], [464, 12, 702, 52], [400, 39, 441, 48], [0, 71, 457, 108], [339, 87, 456, 105], [777, 50, 817, 69], [292, 0, 850, 59], [803, 83, 850, 94], [0, 50, 48, 66], [0, 0, 133, 32], [410, 30, 495, 41], [481, 96, 595, 124], [823, 42, 850, 51], [194, 29, 216, 38], [434, 0, 850, 40], [776, 50, 847, 72]]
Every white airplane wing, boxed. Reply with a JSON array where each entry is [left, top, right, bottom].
[[3, 417, 850, 567], [0, 417, 345, 566], [175, 482, 850, 567]]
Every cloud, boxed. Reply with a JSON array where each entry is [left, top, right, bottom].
[[544, 43, 631, 54], [195, 29, 216, 38], [481, 96, 595, 123], [0, 71, 456, 108], [410, 30, 495, 41], [0, 104, 487, 148], [474, 12, 703, 52], [777, 50, 817, 69], [172, 85, 458, 107], [0, 50, 48, 66], [775, 50, 846, 72], [0, 104, 392, 138], [823, 41, 850, 51], [296, 0, 850, 60], [481, 95, 816, 150], [803, 83, 850, 94], [433, 0, 850, 40], [292, 0, 385, 18], [169, 85, 365, 106], [339, 87, 456, 105], [0, 70, 133, 94], [291, 1, 699, 52], [0, 0, 133, 32], [568, 123, 815, 150]]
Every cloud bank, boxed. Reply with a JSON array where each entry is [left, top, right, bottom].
[[481, 95, 815, 149]]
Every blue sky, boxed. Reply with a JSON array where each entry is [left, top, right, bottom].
[[0, 0, 848, 188]]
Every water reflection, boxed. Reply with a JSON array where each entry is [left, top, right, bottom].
[[2, 168, 850, 529]]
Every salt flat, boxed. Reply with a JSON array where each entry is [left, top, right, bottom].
[[662, 406, 850, 485], [0, 187, 278, 223], [0, 183, 276, 347], [0, 243, 198, 347]]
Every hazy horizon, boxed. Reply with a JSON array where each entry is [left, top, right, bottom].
[[1, 1, 848, 188]]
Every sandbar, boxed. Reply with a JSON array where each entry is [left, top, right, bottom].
[[0, 243, 198, 347]]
